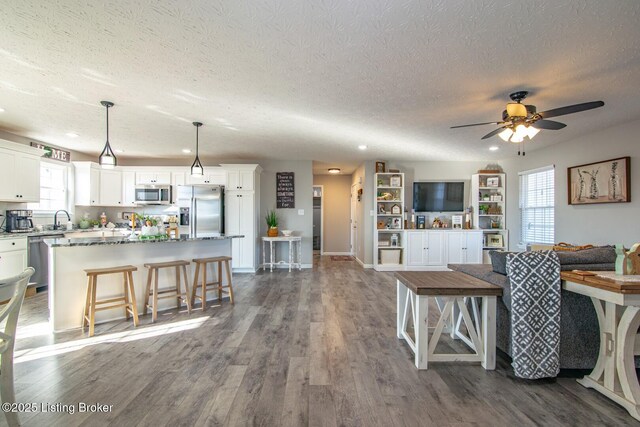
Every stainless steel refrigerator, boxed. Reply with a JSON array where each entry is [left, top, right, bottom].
[[176, 185, 225, 237]]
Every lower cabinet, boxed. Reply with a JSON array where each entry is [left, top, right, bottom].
[[225, 191, 257, 271], [0, 237, 28, 280], [406, 230, 483, 269]]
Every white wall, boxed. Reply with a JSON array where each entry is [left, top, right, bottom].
[[352, 162, 375, 266], [501, 118, 640, 249]]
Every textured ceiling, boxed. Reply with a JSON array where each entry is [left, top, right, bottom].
[[1, 0, 639, 174]]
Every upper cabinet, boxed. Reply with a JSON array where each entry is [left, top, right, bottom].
[[185, 169, 227, 186], [0, 141, 43, 202], [74, 162, 126, 207], [135, 172, 171, 185], [227, 169, 254, 191], [99, 169, 124, 206]]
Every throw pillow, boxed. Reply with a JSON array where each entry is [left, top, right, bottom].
[[489, 250, 512, 275]]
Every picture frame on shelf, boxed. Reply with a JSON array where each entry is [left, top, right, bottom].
[[568, 156, 630, 205], [375, 161, 386, 173], [486, 177, 500, 187], [378, 203, 386, 214], [390, 204, 401, 214], [391, 218, 402, 229], [390, 175, 402, 187], [451, 215, 463, 229], [487, 234, 503, 248]]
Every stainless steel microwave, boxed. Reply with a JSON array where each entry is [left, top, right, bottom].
[[134, 185, 172, 205]]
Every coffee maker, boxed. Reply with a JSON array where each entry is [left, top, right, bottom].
[[5, 210, 34, 233]]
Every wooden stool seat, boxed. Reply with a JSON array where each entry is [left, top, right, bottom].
[[143, 260, 192, 322], [191, 257, 234, 310], [83, 265, 139, 337]]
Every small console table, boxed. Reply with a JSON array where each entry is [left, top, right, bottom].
[[262, 236, 302, 272], [562, 271, 640, 421], [395, 271, 502, 370]]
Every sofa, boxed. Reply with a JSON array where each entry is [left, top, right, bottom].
[[448, 246, 617, 371]]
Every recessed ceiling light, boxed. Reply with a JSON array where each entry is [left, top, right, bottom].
[[489, 146, 499, 151], [66, 132, 79, 138], [358, 145, 367, 150], [114, 149, 124, 153], [328, 168, 341, 174], [182, 149, 192, 154]]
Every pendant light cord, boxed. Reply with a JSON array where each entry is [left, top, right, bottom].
[[105, 104, 110, 143], [196, 124, 199, 156]]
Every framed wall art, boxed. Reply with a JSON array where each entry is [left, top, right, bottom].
[[568, 157, 630, 205]]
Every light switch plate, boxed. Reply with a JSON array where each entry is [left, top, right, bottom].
[[298, 209, 304, 215], [369, 210, 374, 216]]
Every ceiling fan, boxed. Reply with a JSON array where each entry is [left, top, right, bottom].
[[451, 91, 604, 155]]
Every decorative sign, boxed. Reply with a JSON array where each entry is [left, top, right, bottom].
[[30, 142, 71, 163], [276, 172, 295, 208]]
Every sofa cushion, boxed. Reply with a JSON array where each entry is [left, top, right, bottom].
[[555, 245, 616, 265], [488, 250, 514, 275], [448, 264, 513, 309]]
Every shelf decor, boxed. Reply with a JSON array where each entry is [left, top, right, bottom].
[[568, 156, 630, 205]]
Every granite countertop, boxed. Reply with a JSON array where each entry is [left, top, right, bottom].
[[44, 234, 244, 247], [0, 227, 131, 240]]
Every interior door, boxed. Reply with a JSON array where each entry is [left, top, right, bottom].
[[350, 185, 357, 256]]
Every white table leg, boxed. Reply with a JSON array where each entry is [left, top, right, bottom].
[[288, 240, 293, 272], [414, 294, 429, 369], [270, 241, 274, 272], [297, 239, 302, 270], [262, 240, 266, 271], [397, 280, 408, 339], [481, 296, 496, 370], [578, 301, 640, 421]]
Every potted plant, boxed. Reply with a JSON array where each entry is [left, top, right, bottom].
[[265, 210, 278, 237], [141, 215, 159, 236], [479, 204, 489, 215]]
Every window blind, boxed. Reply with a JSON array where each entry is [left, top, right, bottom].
[[519, 166, 554, 245]]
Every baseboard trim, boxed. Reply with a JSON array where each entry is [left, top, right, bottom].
[[355, 257, 373, 269], [323, 252, 353, 256], [232, 268, 257, 274], [258, 264, 313, 271]]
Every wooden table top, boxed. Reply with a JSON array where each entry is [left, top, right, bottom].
[[395, 271, 503, 296], [561, 271, 640, 294]]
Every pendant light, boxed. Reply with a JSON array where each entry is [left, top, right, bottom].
[[190, 122, 204, 176], [99, 101, 117, 169]]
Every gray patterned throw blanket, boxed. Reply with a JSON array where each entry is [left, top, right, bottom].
[[506, 251, 561, 379]]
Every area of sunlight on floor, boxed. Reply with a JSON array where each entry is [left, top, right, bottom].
[[14, 316, 210, 364]]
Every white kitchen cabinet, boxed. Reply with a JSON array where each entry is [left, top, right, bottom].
[[185, 170, 227, 186], [406, 231, 445, 266], [447, 231, 483, 264], [135, 172, 171, 185], [0, 237, 27, 280], [122, 171, 137, 207], [0, 148, 41, 202], [227, 170, 254, 191], [99, 169, 123, 206], [225, 191, 256, 270]]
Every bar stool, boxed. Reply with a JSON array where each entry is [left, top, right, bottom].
[[143, 260, 192, 322], [83, 265, 139, 337], [191, 256, 234, 310]]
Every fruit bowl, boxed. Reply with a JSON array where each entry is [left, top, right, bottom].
[[281, 230, 293, 237]]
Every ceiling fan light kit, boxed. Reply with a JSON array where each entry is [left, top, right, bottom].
[[451, 90, 604, 156]]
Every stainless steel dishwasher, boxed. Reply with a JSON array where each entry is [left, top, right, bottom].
[[28, 233, 62, 290]]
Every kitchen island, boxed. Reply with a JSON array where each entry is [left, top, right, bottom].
[[45, 234, 243, 332]]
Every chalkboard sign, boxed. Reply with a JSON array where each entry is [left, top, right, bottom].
[[276, 172, 295, 208]]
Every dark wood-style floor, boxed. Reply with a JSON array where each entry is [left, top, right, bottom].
[[8, 257, 638, 426]]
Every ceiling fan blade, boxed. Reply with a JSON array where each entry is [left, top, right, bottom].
[[532, 119, 566, 130], [538, 101, 604, 119], [481, 127, 506, 140], [450, 121, 501, 129]]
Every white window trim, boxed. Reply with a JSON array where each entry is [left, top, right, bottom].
[[28, 161, 75, 218], [518, 165, 555, 248]]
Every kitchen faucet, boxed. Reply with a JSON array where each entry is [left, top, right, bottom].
[[53, 210, 71, 230]]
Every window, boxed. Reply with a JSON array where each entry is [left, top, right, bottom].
[[519, 166, 554, 245], [27, 162, 69, 213]]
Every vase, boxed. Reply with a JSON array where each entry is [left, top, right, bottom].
[[267, 226, 278, 237]]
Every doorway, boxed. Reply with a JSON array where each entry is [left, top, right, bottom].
[[351, 184, 359, 258], [313, 185, 323, 254]]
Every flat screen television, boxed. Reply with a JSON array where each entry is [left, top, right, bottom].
[[413, 182, 464, 212]]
